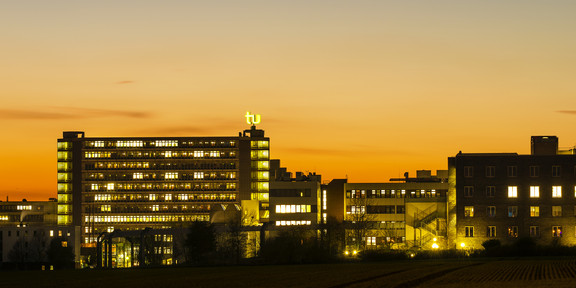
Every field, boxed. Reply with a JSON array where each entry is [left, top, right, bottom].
[[2, 258, 576, 288]]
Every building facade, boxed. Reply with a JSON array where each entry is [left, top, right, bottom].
[[57, 126, 270, 261], [343, 170, 448, 251], [449, 136, 576, 249]]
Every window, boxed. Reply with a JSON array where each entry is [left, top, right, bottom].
[[101, 205, 111, 212], [529, 166, 539, 177], [464, 186, 474, 197], [530, 186, 540, 198], [530, 226, 540, 237], [464, 206, 474, 217], [485, 166, 495, 177], [165, 172, 178, 179], [552, 226, 562, 237], [507, 166, 517, 177], [508, 206, 518, 217], [487, 206, 496, 217], [552, 206, 562, 217], [487, 226, 496, 237], [133, 173, 143, 179], [552, 166, 561, 177], [508, 226, 518, 237], [464, 166, 473, 177], [553, 186, 562, 198], [165, 194, 172, 201], [508, 186, 518, 198], [366, 237, 376, 246], [194, 172, 204, 179], [465, 226, 474, 237], [530, 206, 539, 217], [486, 186, 495, 197]]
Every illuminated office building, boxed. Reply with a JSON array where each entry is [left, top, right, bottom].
[[449, 136, 576, 249], [57, 126, 270, 254]]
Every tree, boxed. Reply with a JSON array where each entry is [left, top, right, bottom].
[[185, 221, 216, 264], [47, 237, 75, 269], [346, 197, 375, 252]]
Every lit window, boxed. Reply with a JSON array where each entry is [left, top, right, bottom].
[[465, 226, 474, 237], [552, 226, 562, 237], [553, 186, 562, 198], [552, 206, 562, 217], [209, 151, 220, 157], [508, 206, 518, 217], [149, 194, 157, 201], [530, 186, 540, 198], [106, 183, 115, 190], [487, 226, 496, 237], [530, 206, 539, 217], [94, 141, 105, 147], [366, 237, 376, 246], [116, 140, 143, 147], [91, 184, 99, 191], [49, 230, 54, 237], [17, 205, 32, 211], [101, 205, 111, 212], [193, 151, 204, 158], [155, 140, 178, 147], [464, 206, 474, 217], [165, 194, 172, 201], [508, 226, 518, 237], [194, 172, 204, 179], [508, 186, 518, 198], [152, 205, 159, 211], [487, 206, 496, 217], [133, 173, 143, 179], [165, 172, 178, 179], [61, 241, 68, 248], [530, 226, 540, 237]]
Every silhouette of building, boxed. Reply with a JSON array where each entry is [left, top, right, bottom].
[[57, 126, 269, 265], [448, 136, 576, 249]]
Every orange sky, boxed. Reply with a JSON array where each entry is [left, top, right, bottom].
[[2, 1, 576, 200]]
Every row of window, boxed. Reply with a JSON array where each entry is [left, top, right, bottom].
[[464, 165, 568, 178], [84, 214, 209, 224], [92, 193, 236, 202], [87, 182, 238, 193], [347, 189, 444, 199], [275, 205, 311, 214], [85, 140, 238, 148], [464, 225, 563, 238], [464, 205, 570, 218], [275, 220, 312, 226], [84, 151, 238, 159], [463, 185, 571, 198], [346, 205, 406, 214]]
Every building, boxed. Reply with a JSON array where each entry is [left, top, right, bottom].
[[0, 199, 57, 227], [342, 170, 448, 251], [448, 136, 576, 249], [269, 160, 321, 233], [57, 125, 270, 264]]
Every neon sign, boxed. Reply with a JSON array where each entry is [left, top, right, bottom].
[[245, 112, 261, 125]]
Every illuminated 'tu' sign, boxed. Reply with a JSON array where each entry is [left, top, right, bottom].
[[245, 112, 261, 125]]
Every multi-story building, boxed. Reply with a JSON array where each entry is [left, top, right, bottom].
[[56, 125, 270, 262], [448, 136, 576, 249], [343, 170, 448, 251], [269, 160, 321, 233], [0, 199, 57, 227]]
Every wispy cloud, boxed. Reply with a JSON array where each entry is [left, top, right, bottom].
[[0, 107, 152, 120], [115, 80, 134, 84], [557, 110, 576, 115]]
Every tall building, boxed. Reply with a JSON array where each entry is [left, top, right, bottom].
[[57, 125, 270, 260], [448, 136, 576, 249]]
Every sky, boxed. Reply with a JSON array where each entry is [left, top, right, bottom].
[[2, 1, 576, 200]]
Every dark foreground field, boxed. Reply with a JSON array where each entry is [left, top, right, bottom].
[[2, 258, 576, 288]]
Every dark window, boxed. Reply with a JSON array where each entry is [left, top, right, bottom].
[[485, 166, 495, 177], [464, 186, 474, 197], [465, 226, 474, 237], [529, 166, 539, 177], [464, 166, 473, 177], [507, 166, 517, 177], [553, 166, 561, 177], [486, 186, 495, 197]]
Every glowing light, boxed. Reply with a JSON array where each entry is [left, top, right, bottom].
[[245, 112, 261, 125], [344, 251, 349, 255], [433, 237, 437, 242], [460, 242, 466, 248], [352, 250, 358, 255], [432, 243, 439, 249]]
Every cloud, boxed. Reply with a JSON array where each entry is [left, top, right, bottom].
[[557, 110, 576, 115], [0, 107, 152, 120], [116, 80, 134, 84]]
